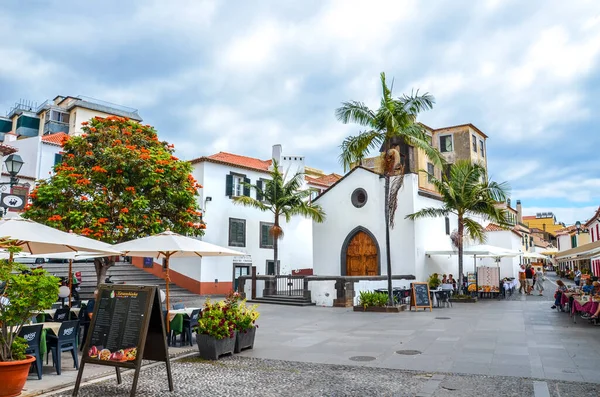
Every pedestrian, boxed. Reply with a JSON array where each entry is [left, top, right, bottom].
[[534, 268, 545, 296], [525, 265, 534, 295], [574, 267, 582, 286], [441, 274, 448, 284], [551, 279, 568, 310], [518, 264, 526, 294]]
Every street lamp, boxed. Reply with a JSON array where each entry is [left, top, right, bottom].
[[1, 154, 24, 188], [575, 221, 581, 235]]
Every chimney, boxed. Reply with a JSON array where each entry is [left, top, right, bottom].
[[516, 200, 522, 224], [3, 131, 17, 143], [272, 144, 282, 164]]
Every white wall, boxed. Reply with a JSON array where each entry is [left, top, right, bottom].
[[308, 280, 336, 306], [3, 137, 41, 180], [191, 160, 314, 285], [557, 234, 571, 252], [482, 230, 522, 279]]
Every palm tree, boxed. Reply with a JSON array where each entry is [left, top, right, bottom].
[[233, 160, 326, 275], [336, 72, 444, 306], [405, 160, 510, 293]]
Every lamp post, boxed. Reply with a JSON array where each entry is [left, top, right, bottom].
[[575, 221, 581, 235], [0, 154, 24, 190]]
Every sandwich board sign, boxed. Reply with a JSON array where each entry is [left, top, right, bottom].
[[409, 282, 432, 311], [73, 285, 173, 397]]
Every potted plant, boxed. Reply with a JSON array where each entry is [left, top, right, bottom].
[[0, 251, 59, 397], [428, 273, 441, 290], [353, 291, 402, 312], [224, 292, 259, 353], [195, 298, 236, 360]]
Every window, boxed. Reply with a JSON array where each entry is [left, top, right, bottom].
[[479, 140, 485, 157], [472, 135, 477, 152], [443, 164, 452, 181], [260, 222, 274, 248], [351, 188, 368, 208], [445, 217, 450, 235], [256, 179, 269, 202], [266, 260, 279, 275], [426, 134, 433, 146], [226, 173, 250, 198], [571, 234, 577, 248], [439, 135, 453, 153], [54, 153, 63, 166], [228, 218, 246, 247], [47, 110, 70, 124], [427, 163, 435, 183]]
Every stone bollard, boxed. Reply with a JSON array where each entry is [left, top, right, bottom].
[[333, 279, 355, 307]]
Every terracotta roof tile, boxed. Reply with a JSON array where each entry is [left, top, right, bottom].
[[485, 223, 506, 232], [306, 173, 342, 188], [522, 215, 536, 220], [41, 132, 69, 146], [190, 152, 272, 173], [0, 143, 17, 156]]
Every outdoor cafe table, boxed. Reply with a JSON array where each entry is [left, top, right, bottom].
[[570, 296, 600, 322], [167, 308, 200, 322], [11, 322, 63, 357], [32, 307, 81, 322]]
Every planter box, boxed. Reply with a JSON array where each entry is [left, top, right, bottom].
[[353, 305, 406, 312], [196, 332, 236, 360], [234, 326, 256, 353], [449, 298, 478, 303]]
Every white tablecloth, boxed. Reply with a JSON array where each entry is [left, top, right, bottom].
[[503, 279, 519, 291]]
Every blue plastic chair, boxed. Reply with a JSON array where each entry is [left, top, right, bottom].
[[19, 324, 44, 380]]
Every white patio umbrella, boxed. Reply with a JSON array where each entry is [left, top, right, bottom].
[[0, 217, 121, 259], [112, 230, 244, 331], [427, 244, 521, 274], [522, 252, 548, 259]]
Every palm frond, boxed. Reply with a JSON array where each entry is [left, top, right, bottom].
[[232, 196, 270, 211], [405, 207, 450, 220], [287, 202, 326, 223], [463, 217, 486, 244], [338, 130, 384, 171], [400, 90, 435, 117], [335, 101, 376, 126]]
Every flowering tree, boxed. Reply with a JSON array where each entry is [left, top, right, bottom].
[[24, 116, 205, 285]]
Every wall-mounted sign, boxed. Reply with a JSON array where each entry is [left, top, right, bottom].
[[233, 255, 252, 264], [0, 193, 26, 210]]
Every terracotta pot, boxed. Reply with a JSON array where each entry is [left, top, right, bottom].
[[0, 355, 36, 397]]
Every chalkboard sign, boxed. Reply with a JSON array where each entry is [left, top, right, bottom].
[[409, 282, 432, 311], [73, 285, 173, 397]]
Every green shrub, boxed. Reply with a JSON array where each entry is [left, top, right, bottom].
[[428, 273, 441, 289], [358, 291, 389, 308]]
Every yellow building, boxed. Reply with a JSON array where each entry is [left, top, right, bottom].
[[359, 123, 488, 194], [522, 213, 565, 236]]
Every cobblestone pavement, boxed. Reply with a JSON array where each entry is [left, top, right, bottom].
[[50, 356, 600, 397]]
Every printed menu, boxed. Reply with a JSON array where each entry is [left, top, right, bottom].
[[87, 289, 149, 363]]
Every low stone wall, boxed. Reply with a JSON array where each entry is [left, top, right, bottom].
[[238, 274, 415, 307]]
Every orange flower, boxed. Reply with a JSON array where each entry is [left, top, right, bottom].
[[98, 218, 108, 224], [142, 215, 148, 219], [155, 169, 164, 173], [81, 134, 88, 138], [85, 151, 93, 156], [199, 224, 207, 229], [125, 145, 137, 150], [116, 225, 124, 230], [48, 215, 63, 222], [80, 196, 88, 201], [120, 208, 129, 213], [89, 127, 97, 132], [116, 169, 123, 174], [139, 154, 150, 160], [113, 139, 122, 145], [170, 155, 179, 161], [125, 186, 135, 193], [76, 178, 91, 185], [91, 166, 107, 173], [67, 153, 75, 158]]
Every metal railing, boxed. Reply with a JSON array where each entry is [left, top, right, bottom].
[[274, 275, 305, 296]]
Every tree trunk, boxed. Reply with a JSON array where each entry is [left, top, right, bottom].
[[273, 218, 280, 275], [94, 257, 115, 287], [384, 174, 394, 306], [457, 216, 464, 294]]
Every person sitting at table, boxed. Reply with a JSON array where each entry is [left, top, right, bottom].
[[582, 279, 594, 294], [551, 280, 568, 310], [441, 274, 448, 284], [447, 274, 457, 290]]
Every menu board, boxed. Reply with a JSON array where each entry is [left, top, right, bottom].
[[410, 282, 432, 311], [87, 288, 149, 363], [467, 272, 477, 293]]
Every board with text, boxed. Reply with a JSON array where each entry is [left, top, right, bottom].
[[409, 282, 432, 311], [73, 285, 173, 397]]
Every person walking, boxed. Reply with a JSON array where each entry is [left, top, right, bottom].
[[534, 268, 545, 296], [518, 264, 526, 294], [525, 265, 534, 295], [574, 267, 582, 286]]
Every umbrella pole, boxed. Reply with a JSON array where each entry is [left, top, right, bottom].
[[165, 256, 170, 334], [68, 259, 73, 309]]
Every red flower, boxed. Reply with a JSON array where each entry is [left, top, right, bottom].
[[116, 225, 124, 230], [80, 196, 88, 201], [120, 208, 129, 214], [81, 121, 89, 126], [116, 169, 123, 174], [91, 166, 107, 173], [89, 127, 97, 132], [85, 151, 93, 156], [48, 215, 63, 222], [67, 154, 75, 158]]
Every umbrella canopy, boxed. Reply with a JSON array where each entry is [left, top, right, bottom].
[[112, 231, 245, 259], [522, 252, 548, 259], [112, 230, 244, 332], [0, 217, 121, 255]]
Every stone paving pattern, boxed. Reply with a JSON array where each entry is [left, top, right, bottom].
[[50, 356, 600, 396]]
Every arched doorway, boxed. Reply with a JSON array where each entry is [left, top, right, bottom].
[[342, 227, 380, 276]]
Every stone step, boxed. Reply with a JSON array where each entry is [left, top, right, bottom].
[[249, 297, 315, 307]]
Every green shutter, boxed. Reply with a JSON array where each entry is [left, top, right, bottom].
[[54, 153, 63, 166], [243, 177, 251, 197], [225, 174, 233, 197], [229, 220, 236, 244], [261, 224, 268, 247], [256, 180, 263, 201]]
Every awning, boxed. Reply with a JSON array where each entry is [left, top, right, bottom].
[[556, 240, 600, 260]]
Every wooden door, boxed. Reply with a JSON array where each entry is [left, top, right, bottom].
[[346, 231, 378, 276]]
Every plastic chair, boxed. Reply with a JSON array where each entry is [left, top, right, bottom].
[[173, 302, 185, 310], [78, 307, 90, 351], [51, 303, 63, 310], [47, 320, 79, 375], [170, 314, 184, 346], [182, 309, 201, 346], [53, 307, 70, 322], [19, 324, 44, 380], [71, 300, 81, 308]]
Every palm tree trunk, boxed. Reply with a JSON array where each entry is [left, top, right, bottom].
[[384, 174, 393, 306], [274, 218, 280, 275], [457, 216, 464, 294]]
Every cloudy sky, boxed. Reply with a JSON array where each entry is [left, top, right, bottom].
[[1, 0, 599, 224]]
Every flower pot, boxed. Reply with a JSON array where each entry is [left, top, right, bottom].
[[234, 326, 256, 353], [0, 355, 36, 397], [196, 332, 236, 360]]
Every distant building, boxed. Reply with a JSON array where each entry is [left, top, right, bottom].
[[585, 207, 600, 276]]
